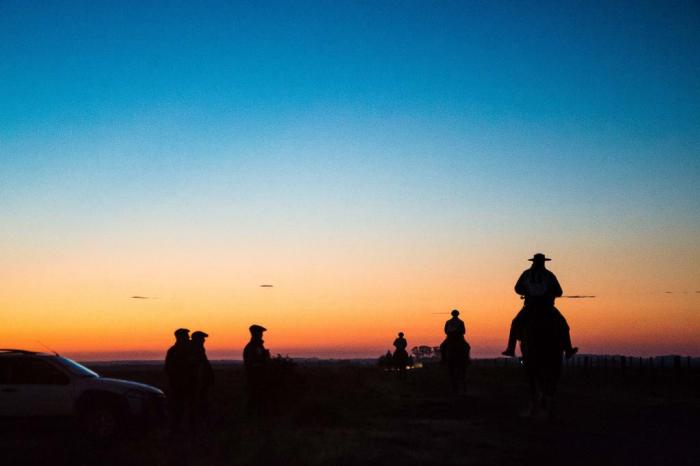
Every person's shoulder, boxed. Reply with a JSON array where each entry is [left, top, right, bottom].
[[244, 341, 259, 352]]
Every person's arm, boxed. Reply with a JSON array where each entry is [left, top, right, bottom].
[[164, 350, 172, 376], [550, 272, 563, 297], [514, 271, 528, 296], [243, 345, 251, 367]]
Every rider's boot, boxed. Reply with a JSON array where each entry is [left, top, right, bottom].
[[502, 318, 520, 357], [501, 337, 516, 357]]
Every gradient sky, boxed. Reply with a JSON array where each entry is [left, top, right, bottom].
[[1, 1, 699, 360]]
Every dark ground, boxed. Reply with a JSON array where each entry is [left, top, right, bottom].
[[2, 360, 699, 466]]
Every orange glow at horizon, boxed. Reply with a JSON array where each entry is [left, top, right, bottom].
[[2, 237, 699, 360]]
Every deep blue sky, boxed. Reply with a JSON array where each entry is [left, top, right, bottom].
[[2, 0, 699, 250], [3, 1, 700, 134]]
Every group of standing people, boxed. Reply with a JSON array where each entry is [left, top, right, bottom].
[[164, 328, 214, 432], [165, 323, 271, 432]]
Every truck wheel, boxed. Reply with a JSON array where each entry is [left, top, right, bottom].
[[81, 406, 122, 441]]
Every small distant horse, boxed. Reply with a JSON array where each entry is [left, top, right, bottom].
[[520, 307, 566, 417], [441, 336, 471, 395], [392, 348, 409, 380]]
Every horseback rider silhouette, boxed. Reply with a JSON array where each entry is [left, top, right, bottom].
[[502, 253, 578, 358], [392, 332, 409, 379], [439, 310, 470, 395]]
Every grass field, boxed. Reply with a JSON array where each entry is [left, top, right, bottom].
[[2, 360, 699, 466]]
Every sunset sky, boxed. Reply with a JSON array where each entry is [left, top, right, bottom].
[[1, 1, 699, 360]]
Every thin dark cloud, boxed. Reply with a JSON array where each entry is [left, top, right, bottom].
[[260, 284, 274, 288], [131, 296, 155, 299], [562, 295, 596, 299]]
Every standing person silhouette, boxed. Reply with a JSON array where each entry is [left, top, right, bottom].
[[243, 324, 270, 416], [502, 253, 578, 358], [191, 330, 214, 431], [165, 328, 194, 433]]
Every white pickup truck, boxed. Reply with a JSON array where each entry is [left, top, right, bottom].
[[0, 349, 165, 439]]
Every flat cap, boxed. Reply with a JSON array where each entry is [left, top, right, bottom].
[[191, 331, 208, 339], [249, 324, 267, 333], [174, 328, 190, 337]]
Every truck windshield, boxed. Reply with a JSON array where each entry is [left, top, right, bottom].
[[56, 357, 99, 378]]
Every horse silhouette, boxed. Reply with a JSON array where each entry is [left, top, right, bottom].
[[441, 335, 470, 395], [392, 348, 409, 379], [520, 307, 566, 417]]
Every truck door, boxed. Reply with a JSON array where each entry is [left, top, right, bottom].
[[0, 357, 73, 417]]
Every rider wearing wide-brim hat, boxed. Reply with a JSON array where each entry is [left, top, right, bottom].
[[502, 253, 578, 359]]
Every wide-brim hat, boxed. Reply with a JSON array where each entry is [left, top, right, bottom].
[[528, 253, 551, 261]]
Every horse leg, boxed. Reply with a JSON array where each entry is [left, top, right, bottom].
[[543, 370, 560, 419], [456, 365, 466, 396], [448, 363, 461, 395], [521, 368, 538, 417]]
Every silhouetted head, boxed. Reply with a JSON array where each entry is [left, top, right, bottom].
[[451, 309, 460, 317], [174, 328, 190, 342], [528, 253, 551, 268], [398, 332, 404, 338], [249, 324, 267, 338], [191, 331, 208, 345]]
